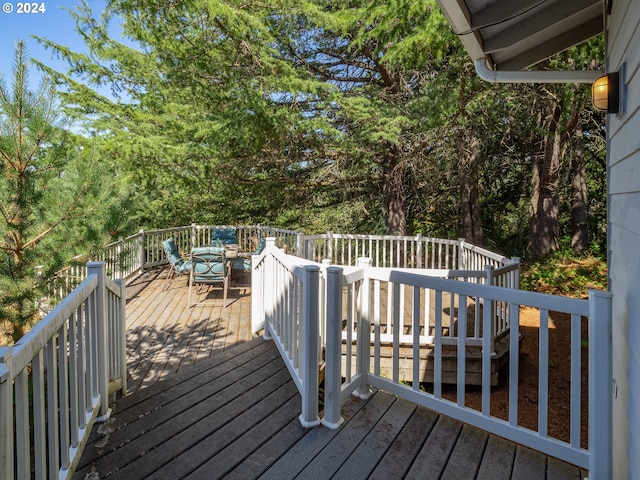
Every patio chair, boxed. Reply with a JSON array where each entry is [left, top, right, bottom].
[[162, 238, 191, 289], [231, 237, 266, 272], [210, 227, 237, 245], [188, 247, 229, 307]]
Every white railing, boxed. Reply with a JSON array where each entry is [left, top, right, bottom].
[[255, 243, 611, 477], [252, 239, 524, 412], [49, 224, 302, 302], [252, 239, 326, 426], [0, 262, 126, 480], [51, 228, 513, 304], [338, 265, 491, 355], [322, 265, 612, 478], [327, 262, 520, 373], [299, 232, 515, 271]]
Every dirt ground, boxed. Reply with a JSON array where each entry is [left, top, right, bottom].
[[438, 306, 588, 448]]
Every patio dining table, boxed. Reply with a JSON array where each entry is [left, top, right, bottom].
[[190, 244, 250, 284]]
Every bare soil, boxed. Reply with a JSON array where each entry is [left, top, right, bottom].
[[436, 305, 590, 448]]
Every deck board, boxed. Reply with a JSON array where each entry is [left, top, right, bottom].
[[440, 424, 489, 479], [73, 268, 587, 480], [476, 435, 517, 479], [294, 392, 396, 480], [367, 407, 438, 479], [332, 398, 417, 479], [406, 414, 463, 478]]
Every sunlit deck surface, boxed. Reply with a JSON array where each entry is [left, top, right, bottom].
[[74, 268, 586, 479]]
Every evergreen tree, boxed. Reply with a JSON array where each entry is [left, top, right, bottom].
[[0, 41, 119, 342], [37, 1, 607, 258]]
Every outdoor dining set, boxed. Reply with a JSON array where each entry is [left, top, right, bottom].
[[161, 228, 265, 307]]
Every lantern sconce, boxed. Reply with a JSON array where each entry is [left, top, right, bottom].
[[592, 63, 626, 115]]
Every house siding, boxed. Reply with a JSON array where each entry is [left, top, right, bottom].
[[607, 0, 640, 478]]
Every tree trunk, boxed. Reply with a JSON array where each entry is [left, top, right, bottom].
[[382, 144, 407, 235], [529, 103, 562, 259], [458, 128, 483, 246], [571, 122, 589, 253]]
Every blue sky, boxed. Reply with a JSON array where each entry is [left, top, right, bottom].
[[0, 0, 107, 88]]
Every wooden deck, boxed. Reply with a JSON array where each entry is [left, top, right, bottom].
[[73, 268, 586, 479]]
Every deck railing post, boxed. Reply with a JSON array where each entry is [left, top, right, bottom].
[[190, 223, 197, 251], [327, 231, 334, 263], [323, 266, 344, 429], [87, 262, 112, 422], [116, 279, 127, 395], [458, 238, 467, 270], [484, 265, 496, 354], [320, 260, 331, 366], [263, 238, 277, 341], [0, 347, 13, 480], [251, 253, 264, 334], [416, 234, 423, 269], [297, 232, 305, 259], [116, 237, 123, 279], [138, 229, 145, 274], [588, 289, 613, 479], [354, 258, 372, 399], [512, 257, 521, 289], [299, 265, 321, 428]]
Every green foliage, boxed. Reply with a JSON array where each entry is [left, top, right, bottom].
[[521, 251, 608, 297], [32, 1, 607, 260], [0, 42, 121, 342]]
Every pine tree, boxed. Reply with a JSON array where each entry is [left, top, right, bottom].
[[0, 41, 119, 342]]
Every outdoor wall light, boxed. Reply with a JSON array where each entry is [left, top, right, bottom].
[[592, 70, 620, 114]]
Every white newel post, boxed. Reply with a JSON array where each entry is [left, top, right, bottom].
[[296, 232, 305, 259], [87, 262, 112, 421], [300, 265, 321, 428], [0, 347, 13, 480], [116, 237, 123, 279], [354, 258, 372, 399], [263, 238, 277, 341], [190, 223, 197, 251], [320, 259, 331, 367], [116, 279, 127, 395], [484, 265, 496, 356], [138, 229, 145, 274], [588, 289, 613, 479], [323, 266, 344, 429], [512, 257, 521, 289], [251, 253, 263, 334], [458, 238, 467, 270]]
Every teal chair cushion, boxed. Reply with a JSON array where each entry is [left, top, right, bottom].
[[231, 258, 252, 271], [163, 238, 189, 273], [191, 246, 225, 256], [191, 253, 225, 283], [211, 228, 237, 245], [254, 238, 266, 254]]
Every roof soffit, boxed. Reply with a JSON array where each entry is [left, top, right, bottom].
[[435, 0, 604, 71]]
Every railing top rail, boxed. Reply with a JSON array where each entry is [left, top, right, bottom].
[[105, 275, 123, 295], [368, 268, 589, 315], [304, 232, 461, 244], [493, 262, 520, 275], [264, 243, 321, 280], [369, 266, 487, 279], [142, 224, 301, 236], [341, 265, 365, 285], [100, 231, 143, 249], [8, 274, 99, 374], [300, 234, 329, 240], [461, 241, 511, 264]]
